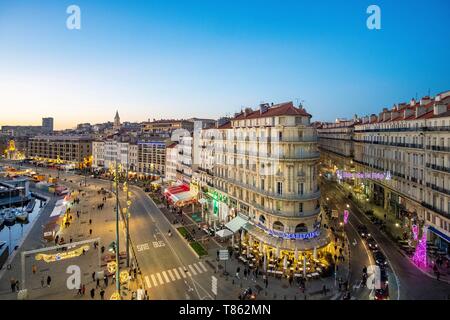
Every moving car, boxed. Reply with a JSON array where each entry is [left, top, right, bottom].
[[357, 225, 370, 238], [366, 237, 378, 251], [373, 251, 388, 268]]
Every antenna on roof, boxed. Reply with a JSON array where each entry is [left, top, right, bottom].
[[428, 88, 431, 97]]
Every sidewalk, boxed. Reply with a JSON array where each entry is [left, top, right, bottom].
[[0, 174, 142, 300], [206, 243, 350, 300]]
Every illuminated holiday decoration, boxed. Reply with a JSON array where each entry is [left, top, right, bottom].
[[412, 227, 427, 269], [412, 224, 419, 241], [343, 210, 349, 224]]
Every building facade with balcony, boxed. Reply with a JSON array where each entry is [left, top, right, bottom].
[[137, 140, 167, 178], [28, 135, 92, 165], [92, 140, 138, 171], [318, 91, 450, 253], [198, 102, 330, 255]]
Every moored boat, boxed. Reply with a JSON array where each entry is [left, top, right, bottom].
[[15, 209, 29, 222]]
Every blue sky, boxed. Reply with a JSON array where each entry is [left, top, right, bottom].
[[0, 0, 449, 129]]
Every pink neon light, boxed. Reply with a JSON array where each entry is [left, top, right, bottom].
[[412, 230, 427, 269], [343, 210, 349, 224], [412, 224, 419, 241]]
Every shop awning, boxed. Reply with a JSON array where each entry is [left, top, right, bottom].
[[216, 229, 233, 238], [428, 226, 450, 243], [225, 215, 248, 233], [164, 184, 189, 196], [170, 190, 197, 205], [198, 198, 208, 205]]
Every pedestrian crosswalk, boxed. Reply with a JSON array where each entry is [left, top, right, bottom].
[[144, 262, 210, 289]]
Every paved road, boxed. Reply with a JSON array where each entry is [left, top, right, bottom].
[[323, 180, 450, 300]]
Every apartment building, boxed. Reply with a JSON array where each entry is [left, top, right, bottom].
[[28, 135, 92, 164], [319, 91, 450, 253], [92, 140, 138, 171], [137, 140, 167, 177], [317, 119, 358, 173], [141, 119, 194, 137], [165, 142, 178, 182], [198, 102, 330, 255]]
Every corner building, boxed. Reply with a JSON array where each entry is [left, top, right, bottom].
[[200, 102, 331, 259]]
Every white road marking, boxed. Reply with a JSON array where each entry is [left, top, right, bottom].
[[145, 276, 151, 288], [198, 261, 208, 272], [151, 274, 158, 287], [178, 267, 187, 278], [162, 271, 170, 283], [167, 269, 176, 281], [188, 264, 197, 276], [193, 263, 203, 274], [156, 273, 165, 285], [172, 268, 181, 280]]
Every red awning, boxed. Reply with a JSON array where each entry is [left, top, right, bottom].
[[164, 183, 189, 197]]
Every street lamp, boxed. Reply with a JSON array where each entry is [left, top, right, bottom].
[[112, 161, 121, 297]]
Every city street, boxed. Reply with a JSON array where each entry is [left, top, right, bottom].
[[322, 179, 450, 300]]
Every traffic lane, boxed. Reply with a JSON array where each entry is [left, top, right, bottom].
[[129, 188, 213, 300], [324, 188, 372, 300], [327, 183, 401, 300], [335, 184, 450, 300]]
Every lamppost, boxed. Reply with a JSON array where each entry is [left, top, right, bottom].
[[113, 160, 121, 298], [123, 153, 131, 268]]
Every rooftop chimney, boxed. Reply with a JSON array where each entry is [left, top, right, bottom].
[[420, 96, 431, 106], [244, 107, 253, 117], [259, 103, 270, 115], [410, 98, 416, 106], [370, 114, 378, 123]]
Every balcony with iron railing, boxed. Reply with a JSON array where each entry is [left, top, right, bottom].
[[425, 145, 450, 152], [426, 163, 450, 174], [216, 176, 320, 201], [421, 201, 450, 219], [425, 182, 450, 196]]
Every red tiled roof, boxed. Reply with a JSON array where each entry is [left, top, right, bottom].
[[217, 122, 232, 129], [233, 102, 311, 121], [166, 142, 178, 148]]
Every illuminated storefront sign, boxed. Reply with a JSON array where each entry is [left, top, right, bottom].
[[35, 245, 90, 263], [257, 223, 320, 240], [336, 170, 392, 181]]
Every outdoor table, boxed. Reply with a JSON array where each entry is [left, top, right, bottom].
[[239, 256, 247, 263], [316, 267, 322, 272], [268, 264, 274, 268], [294, 273, 302, 277], [311, 272, 320, 277], [306, 274, 312, 278], [249, 263, 254, 267]]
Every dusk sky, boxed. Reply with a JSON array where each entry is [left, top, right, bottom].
[[1, 0, 449, 129]]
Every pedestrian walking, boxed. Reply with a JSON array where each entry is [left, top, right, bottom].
[[104, 275, 108, 287], [322, 285, 327, 296], [89, 229, 93, 235], [92, 271, 96, 282], [41, 277, 45, 288], [100, 289, 105, 300], [47, 275, 52, 287], [77, 285, 82, 295], [15, 280, 20, 291], [235, 267, 240, 279], [32, 264, 37, 275], [96, 278, 100, 288], [82, 284, 86, 295], [90, 288, 95, 299], [10, 278, 16, 293]]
